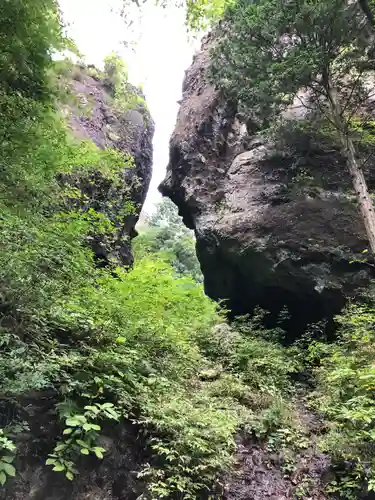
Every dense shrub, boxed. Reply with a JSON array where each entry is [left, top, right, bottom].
[[308, 304, 375, 498], [103, 52, 146, 112], [134, 198, 203, 282]]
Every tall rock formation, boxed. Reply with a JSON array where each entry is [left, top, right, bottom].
[[160, 34, 375, 334], [64, 64, 154, 266], [0, 65, 154, 500]]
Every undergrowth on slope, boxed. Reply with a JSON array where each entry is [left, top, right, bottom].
[[134, 197, 203, 282], [4, 1, 375, 499], [103, 52, 147, 112], [0, 2, 296, 498], [307, 303, 375, 499]]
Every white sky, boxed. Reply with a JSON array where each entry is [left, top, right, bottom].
[[59, 0, 198, 213]]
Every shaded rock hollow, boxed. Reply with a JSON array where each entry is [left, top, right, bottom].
[[160, 34, 375, 335]]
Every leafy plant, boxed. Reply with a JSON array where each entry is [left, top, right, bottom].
[[103, 53, 146, 112], [310, 303, 375, 497], [136, 380, 249, 499], [46, 402, 120, 480], [0, 431, 16, 486]]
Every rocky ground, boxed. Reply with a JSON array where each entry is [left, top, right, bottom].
[[224, 401, 333, 500]]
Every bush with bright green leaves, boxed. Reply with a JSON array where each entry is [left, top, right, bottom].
[[307, 304, 375, 499], [103, 52, 146, 112], [0, 431, 16, 486], [46, 402, 120, 480], [0, 0, 64, 100], [135, 198, 203, 282]]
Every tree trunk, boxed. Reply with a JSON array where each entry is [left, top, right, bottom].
[[342, 136, 375, 255], [327, 82, 375, 256]]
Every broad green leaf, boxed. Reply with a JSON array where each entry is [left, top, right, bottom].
[[115, 336, 126, 344], [66, 416, 86, 427], [84, 406, 99, 413], [83, 423, 100, 431], [52, 465, 65, 472], [76, 439, 88, 447], [2, 463, 15, 477], [93, 449, 103, 459], [0, 471, 6, 486], [54, 444, 67, 452]]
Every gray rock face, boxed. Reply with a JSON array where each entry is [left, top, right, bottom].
[[160, 34, 374, 334], [65, 65, 154, 266]]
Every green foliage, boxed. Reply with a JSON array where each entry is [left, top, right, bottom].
[[0, 431, 16, 486], [194, 311, 304, 448], [1, 2, 224, 495], [46, 402, 120, 480], [104, 53, 129, 90], [197, 310, 301, 394], [0, 68, 224, 494], [308, 304, 375, 497], [185, 0, 234, 30], [135, 198, 203, 282], [0, 102, 131, 318], [137, 380, 247, 499], [0, 0, 65, 100], [348, 118, 375, 151], [229, 316, 300, 393], [119, 0, 231, 30], [130, 305, 306, 499], [103, 52, 146, 113], [210, 0, 373, 126]]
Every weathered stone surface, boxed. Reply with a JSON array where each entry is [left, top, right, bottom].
[[65, 65, 154, 266], [0, 393, 145, 500], [223, 401, 333, 500], [160, 34, 375, 334]]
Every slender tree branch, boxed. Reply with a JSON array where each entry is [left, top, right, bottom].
[[360, 150, 375, 169], [295, 93, 316, 111], [341, 69, 365, 116]]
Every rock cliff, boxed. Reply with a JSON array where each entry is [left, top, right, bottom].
[[0, 65, 155, 500], [160, 34, 375, 334], [65, 64, 154, 266]]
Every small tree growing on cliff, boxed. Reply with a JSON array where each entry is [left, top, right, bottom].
[[211, 0, 375, 255]]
